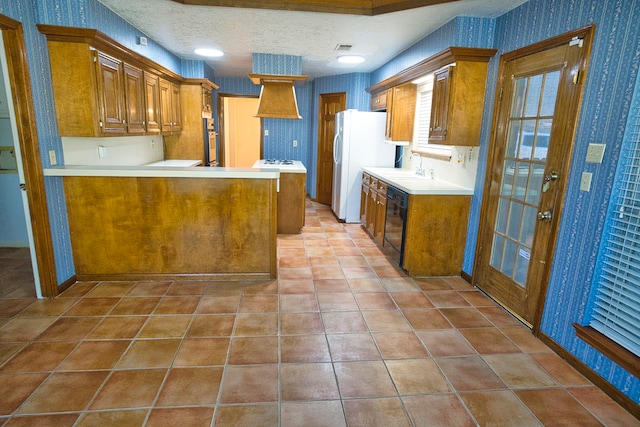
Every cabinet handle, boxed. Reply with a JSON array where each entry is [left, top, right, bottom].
[[99, 120, 103, 128]]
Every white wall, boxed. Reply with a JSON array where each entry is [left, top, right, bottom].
[[403, 145, 480, 189], [62, 135, 164, 166]]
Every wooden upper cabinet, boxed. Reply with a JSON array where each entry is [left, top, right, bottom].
[[428, 66, 451, 142], [38, 25, 208, 138], [429, 61, 490, 146], [369, 90, 387, 111], [95, 51, 126, 135], [123, 63, 146, 134], [385, 83, 417, 143], [366, 47, 497, 147], [144, 72, 161, 134], [159, 79, 182, 133]]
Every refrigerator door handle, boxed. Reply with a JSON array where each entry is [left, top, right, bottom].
[[333, 134, 340, 165]]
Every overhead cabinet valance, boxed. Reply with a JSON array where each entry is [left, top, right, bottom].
[[37, 24, 217, 138]]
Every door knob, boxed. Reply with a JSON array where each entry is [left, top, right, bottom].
[[537, 210, 552, 221]]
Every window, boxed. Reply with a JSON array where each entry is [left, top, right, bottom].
[[575, 102, 640, 376], [413, 75, 434, 151], [412, 74, 452, 160]]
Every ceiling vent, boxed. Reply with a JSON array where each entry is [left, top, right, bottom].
[[335, 44, 353, 52]]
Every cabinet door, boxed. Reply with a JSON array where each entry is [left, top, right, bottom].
[[370, 90, 387, 111], [429, 66, 452, 142], [95, 51, 126, 134], [123, 63, 145, 134], [171, 82, 182, 132], [159, 78, 173, 133], [144, 72, 161, 134], [374, 188, 387, 240], [386, 84, 416, 143]]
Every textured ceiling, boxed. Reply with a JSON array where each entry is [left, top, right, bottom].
[[98, 0, 527, 78]]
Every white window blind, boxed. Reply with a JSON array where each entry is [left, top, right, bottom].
[[588, 108, 640, 356], [413, 76, 434, 151]]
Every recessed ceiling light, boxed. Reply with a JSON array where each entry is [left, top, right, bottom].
[[338, 55, 365, 64], [194, 48, 224, 57]]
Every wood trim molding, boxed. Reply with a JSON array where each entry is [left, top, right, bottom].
[[573, 323, 640, 379], [1, 16, 59, 297], [366, 47, 497, 95], [539, 332, 640, 420], [170, 0, 460, 16]]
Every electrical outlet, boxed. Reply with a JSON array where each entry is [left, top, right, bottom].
[[98, 145, 108, 158], [264, 129, 269, 136], [48, 150, 57, 166], [585, 143, 605, 163], [293, 140, 298, 147], [580, 171, 592, 192]]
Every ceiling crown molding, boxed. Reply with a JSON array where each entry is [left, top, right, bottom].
[[169, 0, 460, 16]]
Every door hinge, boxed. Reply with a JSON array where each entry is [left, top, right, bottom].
[[19, 183, 26, 191], [569, 36, 584, 48], [573, 70, 582, 85]]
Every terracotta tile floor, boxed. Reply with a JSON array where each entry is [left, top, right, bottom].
[[1, 201, 639, 426]]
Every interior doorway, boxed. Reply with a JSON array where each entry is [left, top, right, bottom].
[[473, 26, 594, 330], [217, 94, 261, 167], [315, 92, 346, 205], [0, 15, 58, 298]]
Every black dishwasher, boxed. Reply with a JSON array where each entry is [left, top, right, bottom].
[[383, 185, 408, 267]]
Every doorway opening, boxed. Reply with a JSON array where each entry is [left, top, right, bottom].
[[217, 93, 262, 167], [315, 92, 346, 205], [473, 26, 594, 331]]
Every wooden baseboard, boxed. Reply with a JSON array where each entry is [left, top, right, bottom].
[[53, 275, 77, 297], [460, 270, 472, 283], [538, 333, 640, 420]]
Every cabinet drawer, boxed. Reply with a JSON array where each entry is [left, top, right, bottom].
[[370, 177, 378, 189], [377, 180, 388, 193], [362, 172, 370, 186]]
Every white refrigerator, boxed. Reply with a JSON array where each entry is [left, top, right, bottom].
[[332, 110, 396, 223]]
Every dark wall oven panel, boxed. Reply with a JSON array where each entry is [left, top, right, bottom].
[[383, 185, 408, 267]]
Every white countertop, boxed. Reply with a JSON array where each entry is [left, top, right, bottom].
[[43, 165, 279, 179], [252, 160, 307, 173], [363, 167, 474, 195]]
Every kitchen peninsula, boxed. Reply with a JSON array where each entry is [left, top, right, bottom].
[[45, 165, 279, 281]]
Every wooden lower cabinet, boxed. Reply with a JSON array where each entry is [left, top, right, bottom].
[[62, 176, 278, 281], [361, 172, 471, 276], [402, 194, 471, 276], [277, 172, 306, 234]]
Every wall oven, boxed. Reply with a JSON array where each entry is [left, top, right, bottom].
[[383, 185, 408, 267]]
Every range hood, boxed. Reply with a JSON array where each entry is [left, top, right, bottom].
[[249, 73, 307, 119]]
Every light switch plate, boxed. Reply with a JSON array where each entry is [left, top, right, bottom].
[[580, 171, 592, 192], [585, 143, 606, 163]]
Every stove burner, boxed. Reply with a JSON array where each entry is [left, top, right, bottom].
[[262, 159, 294, 165]]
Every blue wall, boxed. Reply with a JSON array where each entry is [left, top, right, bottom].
[[485, 0, 640, 402]]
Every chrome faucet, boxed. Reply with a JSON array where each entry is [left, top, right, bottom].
[[410, 153, 425, 176]]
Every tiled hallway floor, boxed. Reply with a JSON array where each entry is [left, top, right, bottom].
[[0, 200, 638, 426]]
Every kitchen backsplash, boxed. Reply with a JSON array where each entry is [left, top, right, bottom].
[[62, 136, 164, 166], [403, 145, 480, 189]]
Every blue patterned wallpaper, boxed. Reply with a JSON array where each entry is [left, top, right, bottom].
[[459, 0, 640, 401], [252, 53, 302, 75]]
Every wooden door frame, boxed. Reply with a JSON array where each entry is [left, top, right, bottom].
[[1, 15, 58, 298], [217, 93, 261, 166], [472, 25, 595, 332], [315, 91, 346, 203]]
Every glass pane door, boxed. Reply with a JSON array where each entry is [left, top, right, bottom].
[[490, 71, 561, 286]]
